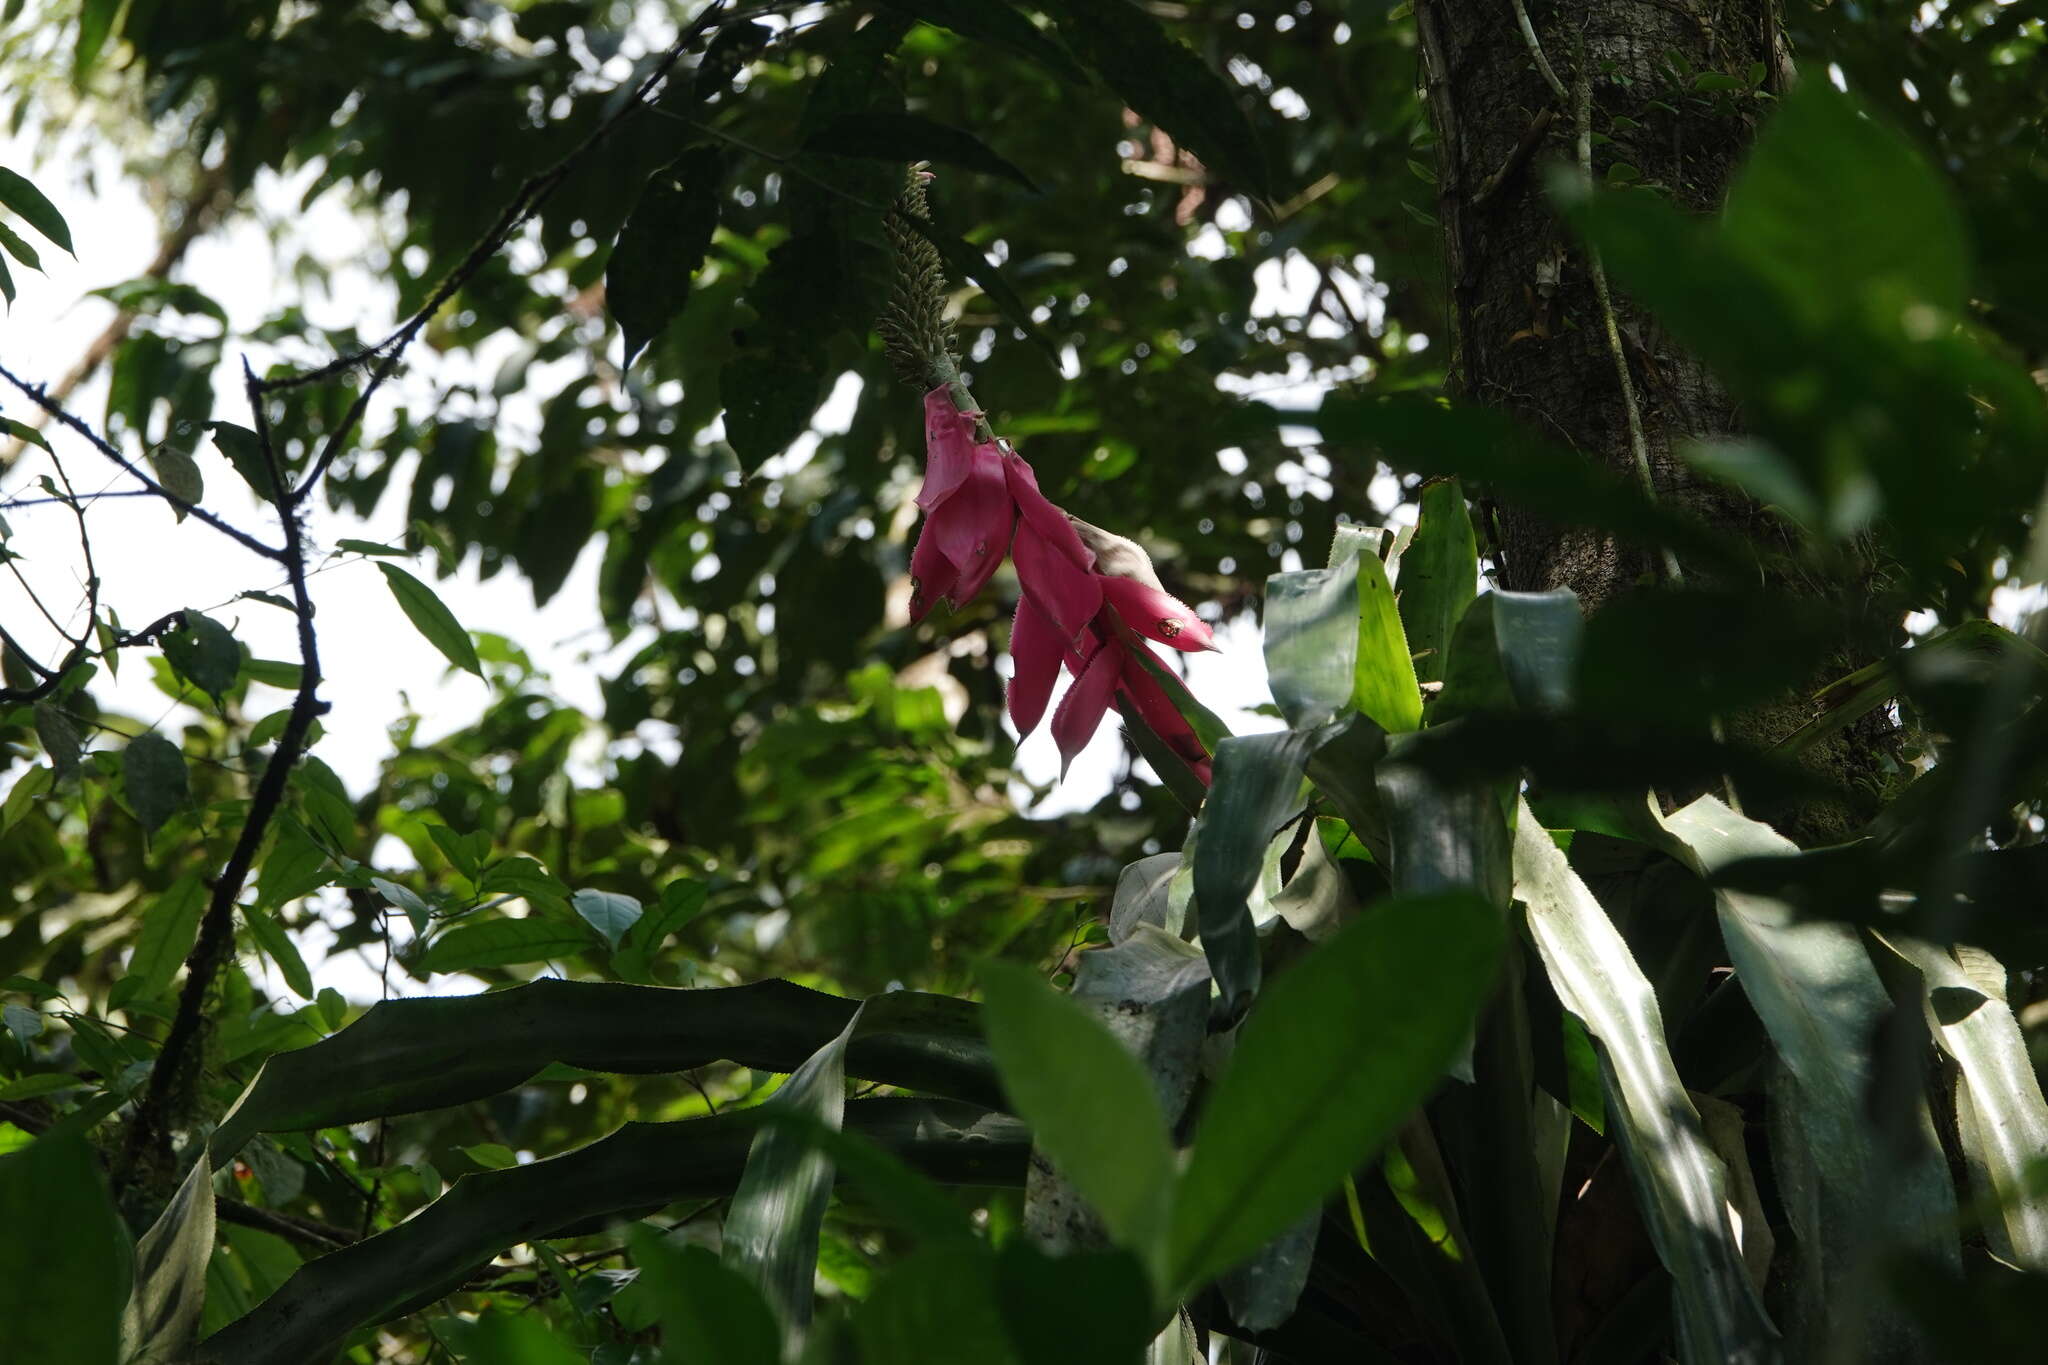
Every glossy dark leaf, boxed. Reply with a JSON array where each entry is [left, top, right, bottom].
[[122, 731, 189, 838], [608, 146, 724, 366], [0, 165, 72, 252]]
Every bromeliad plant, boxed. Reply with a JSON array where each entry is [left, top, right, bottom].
[[9, 60, 2048, 1365]]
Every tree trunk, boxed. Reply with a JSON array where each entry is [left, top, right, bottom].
[[1416, 0, 1887, 846]]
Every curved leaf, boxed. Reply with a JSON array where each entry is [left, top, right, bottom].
[[209, 978, 998, 1159], [377, 563, 482, 677], [198, 1099, 1027, 1365], [608, 146, 724, 366], [122, 1153, 215, 1365]]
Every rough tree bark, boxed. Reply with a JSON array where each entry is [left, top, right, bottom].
[[1416, 0, 1889, 847]]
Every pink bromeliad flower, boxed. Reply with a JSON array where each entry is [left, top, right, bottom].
[[908, 386, 1217, 784]]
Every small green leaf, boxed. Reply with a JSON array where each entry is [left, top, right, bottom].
[[1330, 527, 1422, 732], [148, 443, 203, 521], [110, 876, 205, 1009], [1263, 556, 1359, 731], [378, 563, 483, 677], [614, 879, 708, 983], [32, 702, 82, 781], [0, 763, 52, 834], [161, 609, 239, 701], [2, 1002, 40, 1047], [461, 1142, 518, 1171], [608, 146, 724, 366], [1692, 72, 1743, 92], [207, 421, 277, 499], [416, 917, 591, 974], [244, 905, 314, 1000], [0, 166, 72, 254], [371, 876, 432, 936], [0, 416, 49, 454], [333, 538, 406, 558], [0, 219, 41, 271], [1397, 480, 1478, 689], [572, 888, 643, 951], [477, 856, 571, 915], [979, 961, 1176, 1263], [122, 733, 188, 838], [315, 987, 348, 1031], [1168, 890, 1506, 1298], [257, 824, 333, 910]]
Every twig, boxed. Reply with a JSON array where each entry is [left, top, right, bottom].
[[274, 2, 730, 505], [1471, 106, 1558, 207], [214, 1197, 357, 1250], [1508, 0, 1570, 102], [117, 363, 332, 1185], [0, 361, 286, 562]]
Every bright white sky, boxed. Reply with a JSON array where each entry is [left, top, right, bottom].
[[0, 119, 1406, 1003]]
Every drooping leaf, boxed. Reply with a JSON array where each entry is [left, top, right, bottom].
[[724, 1011, 859, 1335], [32, 701, 82, 781], [122, 731, 189, 838], [979, 961, 1177, 1267], [804, 111, 1038, 192], [1655, 796, 1959, 1354], [122, 1153, 217, 1365], [207, 421, 276, 499], [244, 904, 314, 1000], [1511, 798, 1778, 1363], [1168, 890, 1505, 1299], [608, 145, 724, 366], [110, 875, 206, 1009], [0, 166, 72, 253], [0, 1134, 128, 1365], [377, 563, 483, 677]]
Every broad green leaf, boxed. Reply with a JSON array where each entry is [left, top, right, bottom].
[[197, 1099, 1026, 1365], [1511, 798, 1777, 1363], [1263, 555, 1358, 731], [110, 875, 206, 1009], [256, 824, 332, 910], [207, 421, 275, 499], [122, 1153, 216, 1365], [1168, 890, 1505, 1299], [1, 762, 51, 833], [122, 732, 189, 838], [1193, 729, 1320, 1016], [243, 905, 314, 1000], [631, 1232, 779, 1365], [33, 701, 82, 780], [724, 1010, 859, 1335], [0, 217, 39, 270], [461, 1142, 517, 1170], [854, 1242, 1017, 1365], [752, 1107, 978, 1246], [614, 878, 708, 983], [0, 1134, 127, 1365], [571, 888, 643, 951], [147, 441, 203, 521], [477, 855, 572, 913], [873, 0, 1086, 83], [1723, 84, 1968, 321], [208, 979, 998, 1159], [995, 1242, 1155, 1365], [371, 875, 431, 935], [1492, 590, 1581, 714], [424, 823, 487, 880], [1330, 526, 1423, 732], [377, 563, 482, 677], [0, 1072, 86, 1100], [608, 145, 724, 366], [1656, 796, 1958, 1353], [0, 166, 72, 253], [0, 415, 50, 454], [1398, 480, 1477, 688], [1885, 938, 2048, 1270], [415, 916, 589, 975], [804, 111, 1038, 192], [452, 1309, 583, 1365], [978, 961, 1176, 1264], [1038, 0, 1271, 199], [161, 609, 239, 701], [72, 0, 120, 80]]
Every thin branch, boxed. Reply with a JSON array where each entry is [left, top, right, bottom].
[[1471, 106, 1558, 207], [1508, 0, 1570, 102], [0, 362, 287, 562], [276, 2, 731, 505], [214, 1197, 357, 1250], [117, 363, 331, 1185]]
